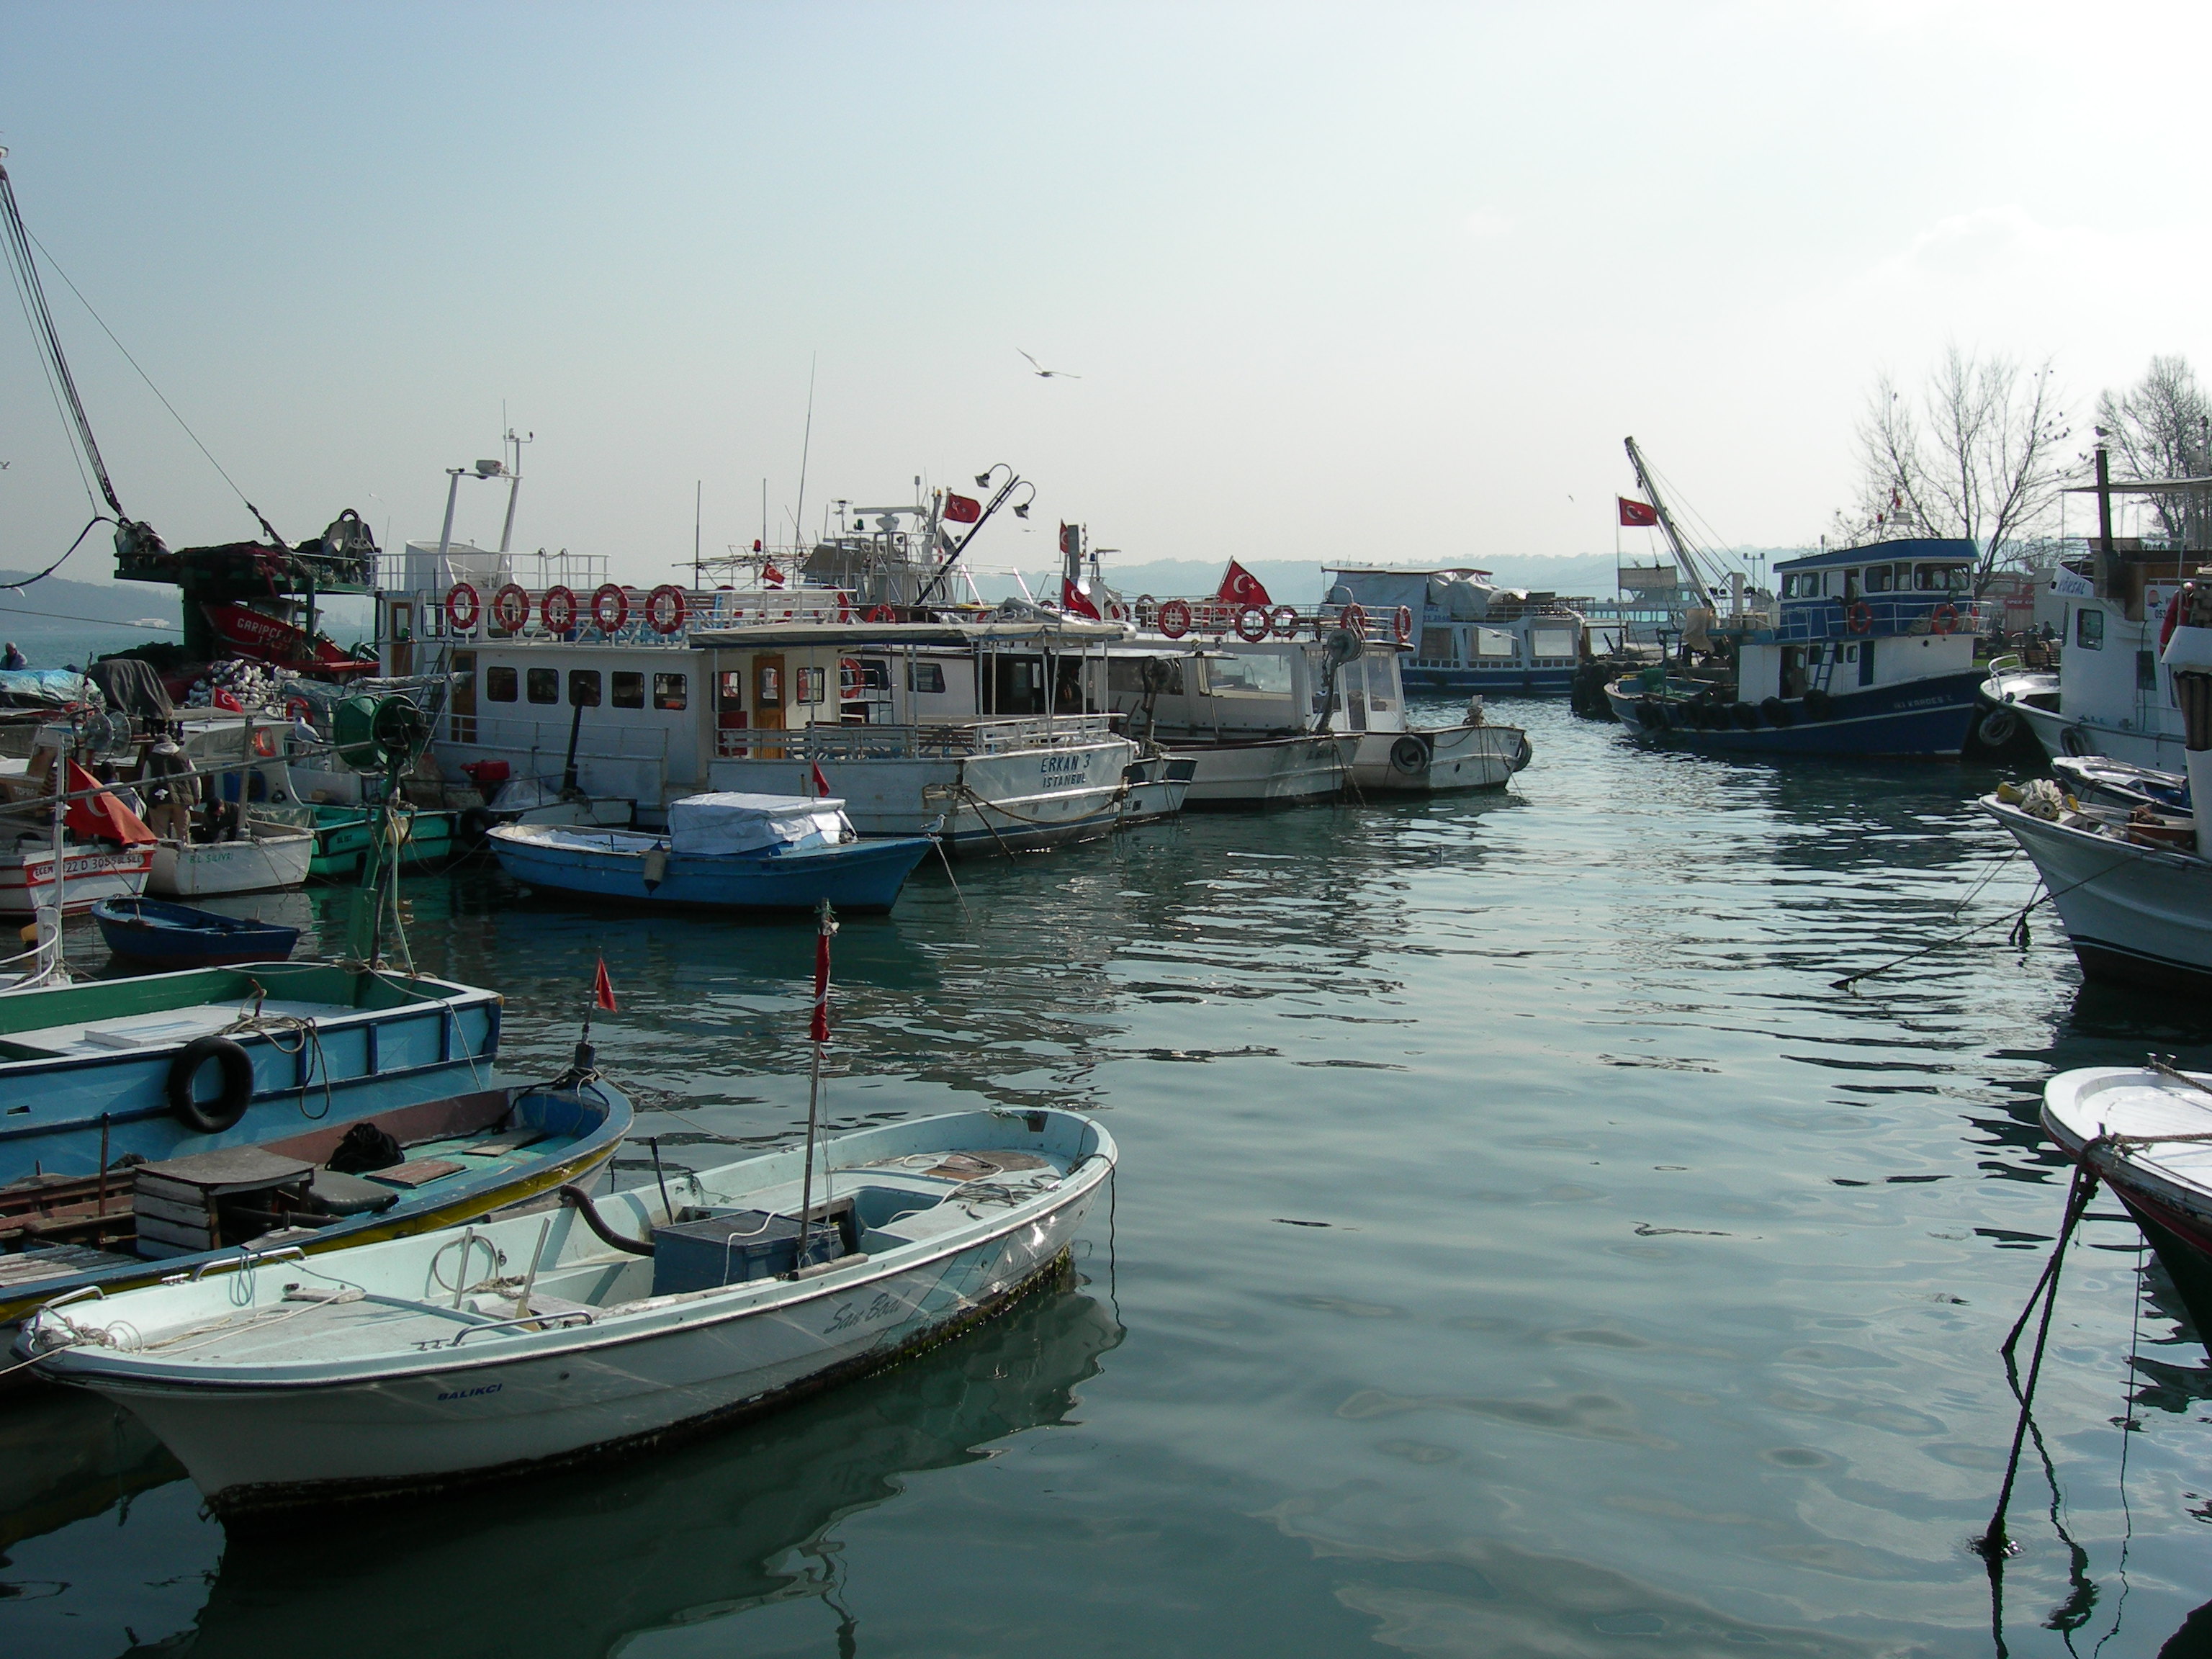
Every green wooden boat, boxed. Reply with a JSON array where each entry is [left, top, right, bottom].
[[304, 806, 460, 881]]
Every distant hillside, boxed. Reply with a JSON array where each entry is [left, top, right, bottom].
[[0, 571, 181, 631]]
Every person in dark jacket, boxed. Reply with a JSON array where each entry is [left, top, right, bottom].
[[1, 644, 24, 671]]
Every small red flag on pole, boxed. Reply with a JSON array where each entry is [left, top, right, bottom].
[[809, 907, 836, 1043], [593, 956, 618, 1013], [811, 762, 832, 798]]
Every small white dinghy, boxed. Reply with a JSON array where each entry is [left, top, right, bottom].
[[17, 1106, 1114, 1514]]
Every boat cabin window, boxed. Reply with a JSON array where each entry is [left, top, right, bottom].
[[1862, 566, 1892, 593], [1108, 657, 1184, 696], [908, 661, 946, 693], [569, 670, 602, 707], [485, 666, 518, 702], [612, 672, 644, 709], [992, 655, 1046, 715], [718, 670, 746, 714], [756, 663, 782, 709], [1200, 653, 1294, 696], [526, 667, 559, 704], [653, 673, 688, 711], [1418, 628, 1457, 662], [1475, 627, 1516, 658], [2075, 606, 2104, 649], [1917, 565, 1969, 593], [1531, 627, 1575, 661], [793, 667, 824, 706]]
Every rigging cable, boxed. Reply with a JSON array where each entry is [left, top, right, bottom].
[[0, 157, 122, 521]]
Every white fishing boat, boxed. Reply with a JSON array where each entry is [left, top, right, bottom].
[[19, 1106, 1115, 1514], [148, 819, 314, 897], [0, 840, 152, 918]]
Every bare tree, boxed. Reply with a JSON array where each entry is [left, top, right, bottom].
[[2095, 354, 2211, 547], [1842, 346, 2069, 593]]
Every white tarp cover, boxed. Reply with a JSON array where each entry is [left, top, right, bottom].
[[667, 792, 848, 855]]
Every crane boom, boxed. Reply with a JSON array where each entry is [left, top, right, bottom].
[[1622, 436, 1722, 618]]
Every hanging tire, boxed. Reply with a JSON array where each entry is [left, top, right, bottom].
[[1389, 735, 1428, 774], [1977, 706, 2020, 749], [1509, 732, 1533, 772], [1730, 702, 1759, 730], [1802, 689, 1835, 721], [2060, 723, 2091, 757], [1636, 698, 1665, 731], [1761, 696, 1794, 727], [168, 1035, 255, 1135]]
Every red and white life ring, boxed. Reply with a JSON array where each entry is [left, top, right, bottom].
[[491, 583, 529, 632], [1929, 603, 1960, 635], [591, 583, 629, 634], [866, 604, 898, 624], [1339, 602, 1368, 637], [839, 657, 863, 698], [445, 583, 480, 633], [542, 585, 579, 633], [1233, 604, 1270, 643], [1846, 601, 1873, 635], [1106, 598, 1130, 621], [252, 727, 276, 757], [285, 696, 315, 724], [1393, 605, 1414, 644], [1269, 604, 1300, 639], [646, 584, 688, 635], [1157, 598, 1193, 639]]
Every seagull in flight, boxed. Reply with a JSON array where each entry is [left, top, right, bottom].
[[1019, 349, 1081, 379]]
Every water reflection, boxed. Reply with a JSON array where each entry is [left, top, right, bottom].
[[174, 1281, 1120, 1658]]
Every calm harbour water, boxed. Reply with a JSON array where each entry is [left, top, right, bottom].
[[6, 698, 2212, 1658]]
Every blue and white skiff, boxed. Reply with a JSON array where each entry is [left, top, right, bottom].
[[18, 1107, 1115, 1514]]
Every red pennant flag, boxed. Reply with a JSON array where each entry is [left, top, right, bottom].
[[1062, 575, 1102, 619], [64, 760, 155, 847], [1617, 497, 1660, 528], [593, 956, 618, 1013], [943, 492, 982, 524], [811, 762, 832, 797], [810, 916, 835, 1043], [1215, 559, 1272, 607]]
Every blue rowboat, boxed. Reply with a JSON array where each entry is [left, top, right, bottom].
[[0, 961, 503, 1189], [0, 1066, 632, 1327], [489, 793, 932, 913], [92, 897, 301, 971]]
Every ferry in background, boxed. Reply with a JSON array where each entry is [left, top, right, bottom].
[[1322, 566, 1589, 696]]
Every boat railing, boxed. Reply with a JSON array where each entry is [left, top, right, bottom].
[[1771, 595, 1986, 642], [716, 714, 1123, 762], [1133, 598, 1424, 646], [418, 583, 855, 648], [441, 714, 672, 769]]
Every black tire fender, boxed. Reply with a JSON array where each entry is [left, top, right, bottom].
[[2060, 723, 2091, 757], [168, 1035, 255, 1135], [1802, 688, 1835, 721], [1389, 735, 1429, 774], [1760, 696, 1795, 727], [1977, 706, 2020, 749]]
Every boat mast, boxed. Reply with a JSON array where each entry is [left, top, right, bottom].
[[1622, 437, 1722, 618]]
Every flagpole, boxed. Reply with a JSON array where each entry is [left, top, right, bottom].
[[796, 898, 837, 1273]]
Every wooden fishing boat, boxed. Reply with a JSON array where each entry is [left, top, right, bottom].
[[0, 840, 153, 918], [0, 961, 502, 1189], [91, 896, 300, 971], [0, 1065, 629, 1327], [17, 1107, 1113, 1513], [488, 793, 932, 912], [2043, 1062, 2212, 1346], [300, 805, 460, 881], [148, 819, 314, 898]]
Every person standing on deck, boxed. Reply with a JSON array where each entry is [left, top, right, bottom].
[[1, 644, 25, 670]]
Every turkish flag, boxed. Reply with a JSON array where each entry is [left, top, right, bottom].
[[1062, 577, 1102, 619], [810, 918, 835, 1043], [65, 760, 155, 847], [1618, 498, 1660, 528], [1216, 559, 1272, 607], [762, 563, 783, 587], [593, 956, 618, 1013], [943, 493, 982, 524]]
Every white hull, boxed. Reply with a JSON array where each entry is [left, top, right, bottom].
[[2016, 701, 2188, 770], [1337, 723, 1530, 792], [1167, 735, 1342, 806], [148, 827, 315, 897], [710, 737, 1137, 855], [30, 1110, 1114, 1511], [0, 845, 153, 917], [1987, 796, 2212, 984]]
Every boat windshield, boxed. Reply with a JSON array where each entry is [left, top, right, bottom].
[[1202, 655, 1294, 696]]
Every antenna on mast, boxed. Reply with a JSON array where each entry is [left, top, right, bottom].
[[498, 426, 532, 554]]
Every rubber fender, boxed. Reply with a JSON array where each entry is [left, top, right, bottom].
[[168, 1035, 255, 1135]]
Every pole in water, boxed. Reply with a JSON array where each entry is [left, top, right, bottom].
[[794, 896, 838, 1274]]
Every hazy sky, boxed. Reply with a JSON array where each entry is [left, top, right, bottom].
[[4, 1, 2207, 592]]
